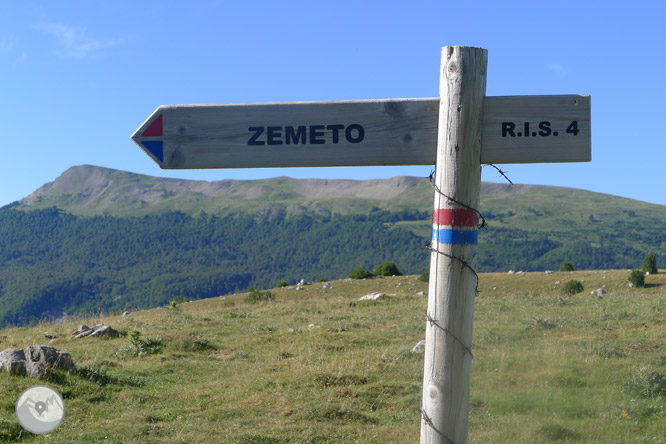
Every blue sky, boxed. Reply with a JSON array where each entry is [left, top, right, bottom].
[[2, 0, 665, 206]]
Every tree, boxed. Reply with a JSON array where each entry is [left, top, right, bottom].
[[562, 280, 584, 295], [348, 267, 372, 280], [642, 253, 658, 274], [560, 262, 575, 272], [628, 270, 645, 288], [372, 261, 402, 277]]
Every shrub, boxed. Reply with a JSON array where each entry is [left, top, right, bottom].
[[562, 280, 584, 295], [314, 277, 327, 283], [560, 262, 575, 272], [348, 267, 372, 280], [372, 261, 402, 277], [418, 267, 429, 282], [642, 253, 658, 274], [627, 368, 666, 398], [169, 295, 190, 309], [628, 269, 645, 288], [116, 331, 163, 358], [245, 288, 275, 304], [274, 280, 289, 288]]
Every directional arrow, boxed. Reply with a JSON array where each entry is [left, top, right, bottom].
[[131, 95, 590, 169]]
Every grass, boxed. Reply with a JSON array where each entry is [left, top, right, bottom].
[[1, 270, 665, 442]]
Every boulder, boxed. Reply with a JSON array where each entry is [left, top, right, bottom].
[[358, 292, 395, 302], [591, 288, 606, 298], [0, 346, 76, 378], [71, 323, 119, 339]]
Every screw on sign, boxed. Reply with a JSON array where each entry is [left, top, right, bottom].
[[131, 46, 590, 443]]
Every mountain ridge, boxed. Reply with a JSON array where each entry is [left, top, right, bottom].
[[19, 165, 663, 219]]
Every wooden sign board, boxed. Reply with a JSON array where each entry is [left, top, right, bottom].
[[482, 95, 590, 163], [131, 95, 590, 168]]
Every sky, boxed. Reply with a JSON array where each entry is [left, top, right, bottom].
[[1, 0, 665, 206]]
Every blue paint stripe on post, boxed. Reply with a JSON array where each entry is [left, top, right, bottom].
[[141, 141, 164, 163], [431, 227, 478, 245]]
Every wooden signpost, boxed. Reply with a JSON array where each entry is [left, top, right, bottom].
[[131, 97, 590, 168], [132, 46, 591, 444]]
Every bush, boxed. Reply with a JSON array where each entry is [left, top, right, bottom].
[[627, 368, 666, 398], [274, 280, 289, 288], [372, 261, 402, 277], [314, 277, 327, 283], [116, 331, 163, 358], [169, 295, 190, 309], [560, 262, 575, 272], [418, 267, 429, 282], [245, 288, 275, 304], [348, 267, 372, 280], [642, 253, 658, 274], [562, 280, 584, 295], [628, 270, 645, 288]]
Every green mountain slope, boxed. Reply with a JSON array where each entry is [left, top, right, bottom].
[[0, 165, 663, 327]]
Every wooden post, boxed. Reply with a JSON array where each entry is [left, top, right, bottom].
[[420, 46, 487, 444]]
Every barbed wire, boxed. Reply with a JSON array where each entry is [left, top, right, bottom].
[[424, 311, 474, 358], [428, 170, 487, 230], [485, 164, 513, 185], [421, 407, 454, 443]]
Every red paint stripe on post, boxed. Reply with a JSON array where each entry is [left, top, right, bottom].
[[141, 114, 163, 137], [432, 209, 478, 227]]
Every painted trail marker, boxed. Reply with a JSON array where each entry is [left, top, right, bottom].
[[132, 95, 590, 169], [131, 46, 591, 444]]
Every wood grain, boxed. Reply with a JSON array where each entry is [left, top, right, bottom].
[[131, 95, 590, 168]]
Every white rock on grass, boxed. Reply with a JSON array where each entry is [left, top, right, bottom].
[[358, 292, 395, 302], [591, 288, 606, 298], [411, 340, 426, 353]]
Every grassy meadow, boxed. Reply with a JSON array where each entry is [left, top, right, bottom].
[[1, 269, 665, 443]]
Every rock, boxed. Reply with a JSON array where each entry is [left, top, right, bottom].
[[0, 346, 76, 378], [545, 270, 553, 275], [629, 282, 634, 288], [307, 324, 320, 330], [287, 328, 295, 333], [72, 323, 118, 339], [555, 281, 561, 285], [122, 311, 131, 317], [411, 340, 426, 353], [323, 282, 331, 289], [416, 291, 425, 296], [591, 288, 606, 298], [508, 270, 515, 274], [358, 292, 395, 301], [0, 349, 27, 376]]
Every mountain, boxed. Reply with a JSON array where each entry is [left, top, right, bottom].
[[19, 165, 432, 217], [0, 165, 664, 327]]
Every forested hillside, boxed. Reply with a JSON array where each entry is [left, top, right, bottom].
[[0, 165, 664, 327]]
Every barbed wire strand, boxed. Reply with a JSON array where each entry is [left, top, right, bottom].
[[428, 170, 487, 230], [424, 311, 473, 358], [421, 407, 455, 444], [485, 164, 513, 185], [421, 165, 514, 440]]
